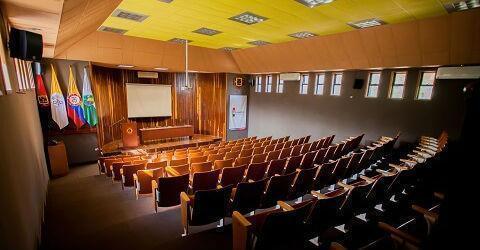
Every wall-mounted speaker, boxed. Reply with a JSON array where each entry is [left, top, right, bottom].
[[353, 79, 364, 89], [9, 28, 43, 61], [247, 76, 255, 86]]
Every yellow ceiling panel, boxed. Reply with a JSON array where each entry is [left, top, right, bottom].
[[100, 0, 452, 50]]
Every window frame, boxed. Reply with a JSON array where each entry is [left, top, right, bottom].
[[255, 75, 262, 93], [276, 75, 284, 93], [330, 72, 343, 96], [365, 72, 381, 98], [415, 71, 436, 101], [265, 75, 272, 93], [299, 74, 309, 95], [389, 71, 407, 99], [314, 73, 325, 96]]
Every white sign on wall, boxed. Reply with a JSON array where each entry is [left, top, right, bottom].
[[229, 95, 247, 130]]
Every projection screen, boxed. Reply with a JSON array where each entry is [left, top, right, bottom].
[[126, 83, 172, 118]]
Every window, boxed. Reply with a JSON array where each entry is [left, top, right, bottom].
[[265, 75, 272, 93], [416, 71, 436, 100], [276, 75, 284, 93], [255, 75, 262, 92], [299, 74, 309, 94], [389, 72, 407, 99], [314, 73, 325, 95], [331, 73, 342, 96], [366, 72, 381, 98]]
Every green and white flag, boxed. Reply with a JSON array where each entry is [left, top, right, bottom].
[[82, 67, 98, 126]]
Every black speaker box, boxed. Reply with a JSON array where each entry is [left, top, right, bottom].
[[353, 79, 364, 89], [9, 28, 43, 61]]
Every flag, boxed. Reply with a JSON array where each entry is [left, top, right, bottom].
[[34, 62, 49, 107], [67, 66, 86, 128], [50, 64, 69, 129], [82, 67, 98, 126]]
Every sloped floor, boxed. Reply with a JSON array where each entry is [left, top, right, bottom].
[[40, 164, 231, 250]]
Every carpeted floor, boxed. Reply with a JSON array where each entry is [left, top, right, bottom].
[[40, 164, 232, 250]]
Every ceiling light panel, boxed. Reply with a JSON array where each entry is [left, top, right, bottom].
[[247, 40, 271, 46], [347, 18, 386, 29], [193, 27, 222, 36], [295, 0, 335, 8], [289, 31, 317, 39], [221, 47, 238, 51], [444, 0, 480, 13], [158, 0, 174, 3], [98, 26, 128, 34], [112, 9, 149, 22], [229, 12, 268, 25], [168, 38, 192, 44]]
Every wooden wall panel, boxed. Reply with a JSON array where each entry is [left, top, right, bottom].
[[90, 65, 226, 147]]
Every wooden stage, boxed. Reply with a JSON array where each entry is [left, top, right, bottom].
[[101, 134, 222, 155]]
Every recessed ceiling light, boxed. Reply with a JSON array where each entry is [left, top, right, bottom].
[[168, 38, 192, 44], [98, 26, 128, 34], [112, 9, 149, 22], [347, 18, 386, 29], [158, 0, 174, 3], [444, 0, 480, 12], [221, 47, 238, 51], [193, 27, 222, 36], [154, 67, 168, 71], [247, 40, 270, 46], [118, 65, 134, 68], [289, 31, 317, 39], [229, 12, 268, 25], [295, 0, 335, 8]]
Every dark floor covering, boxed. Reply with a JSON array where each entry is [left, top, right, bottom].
[[40, 164, 232, 250]]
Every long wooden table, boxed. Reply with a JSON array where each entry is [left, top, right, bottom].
[[139, 125, 194, 144]]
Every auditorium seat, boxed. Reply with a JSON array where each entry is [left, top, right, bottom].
[[330, 156, 352, 184], [284, 140, 293, 148], [260, 172, 296, 208], [291, 144, 303, 156], [231, 145, 243, 152], [234, 155, 253, 166], [188, 151, 204, 158], [230, 178, 268, 215], [169, 158, 188, 167], [244, 162, 268, 181], [190, 161, 213, 174], [266, 149, 281, 161], [284, 155, 303, 174], [253, 142, 263, 148], [300, 142, 312, 154], [324, 145, 337, 162], [279, 147, 293, 159], [232, 200, 313, 250], [104, 158, 122, 177], [111, 161, 128, 181], [288, 166, 318, 201], [121, 163, 145, 189], [239, 148, 253, 157], [189, 155, 208, 164], [146, 161, 167, 170], [219, 165, 248, 187], [264, 144, 275, 152], [251, 153, 268, 163], [225, 150, 241, 160], [153, 173, 190, 212], [134, 168, 164, 198], [213, 158, 234, 170], [342, 152, 363, 179], [300, 150, 317, 169], [274, 142, 285, 151], [313, 161, 336, 190], [181, 185, 233, 236], [266, 158, 287, 177], [207, 152, 225, 162], [165, 163, 190, 176], [190, 169, 221, 194], [253, 146, 266, 155]]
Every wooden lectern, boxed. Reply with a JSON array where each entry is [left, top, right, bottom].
[[121, 122, 140, 148]]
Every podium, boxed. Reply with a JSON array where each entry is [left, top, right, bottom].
[[121, 122, 140, 148]]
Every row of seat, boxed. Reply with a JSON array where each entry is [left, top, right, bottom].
[[231, 132, 447, 250]]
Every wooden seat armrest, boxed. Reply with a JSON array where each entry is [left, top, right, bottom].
[[337, 181, 354, 190], [378, 222, 421, 246], [376, 169, 396, 176], [277, 201, 294, 211], [434, 192, 445, 201], [165, 166, 181, 176], [373, 143, 382, 147], [180, 192, 191, 233], [381, 136, 393, 141], [133, 174, 138, 181], [359, 175, 375, 183], [152, 180, 158, 189], [389, 163, 408, 171], [400, 159, 416, 164], [217, 184, 223, 189], [232, 211, 252, 250], [329, 160, 335, 163], [367, 146, 376, 150], [412, 205, 439, 223], [311, 190, 329, 199]]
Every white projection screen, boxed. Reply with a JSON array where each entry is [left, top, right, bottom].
[[126, 83, 172, 118]]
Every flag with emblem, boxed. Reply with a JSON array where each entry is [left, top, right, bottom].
[[82, 67, 98, 126], [34, 62, 49, 107], [50, 64, 69, 129], [67, 66, 86, 128]]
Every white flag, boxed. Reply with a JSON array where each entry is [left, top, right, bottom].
[[50, 64, 69, 129]]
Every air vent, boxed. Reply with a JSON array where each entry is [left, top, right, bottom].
[[221, 47, 238, 51], [193, 27, 222, 36], [98, 26, 128, 34], [247, 40, 270, 46], [168, 38, 192, 44], [347, 18, 386, 29], [289, 31, 317, 39], [229, 12, 268, 25], [444, 0, 480, 13], [295, 0, 335, 8], [137, 71, 159, 79], [112, 9, 149, 22]]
